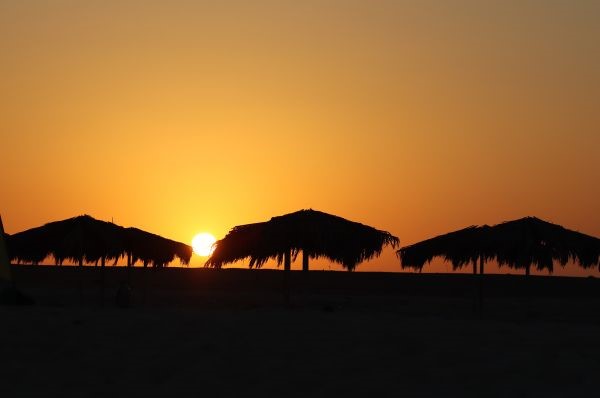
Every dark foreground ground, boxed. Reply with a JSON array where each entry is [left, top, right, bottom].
[[2, 266, 600, 397]]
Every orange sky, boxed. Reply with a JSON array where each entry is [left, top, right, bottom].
[[1, 1, 599, 275]]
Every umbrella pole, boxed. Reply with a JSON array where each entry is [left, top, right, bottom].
[[100, 256, 105, 307], [143, 260, 148, 306], [78, 256, 84, 305], [302, 251, 309, 272], [523, 263, 532, 306], [477, 255, 485, 317], [472, 259, 478, 313], [117, 253, 133, 309], [284, 250, 291, 272], [479, 257, 484, 274], [283, 249, 291, 306], [127, 252, 132, 284], [302, 250, 310, 305]]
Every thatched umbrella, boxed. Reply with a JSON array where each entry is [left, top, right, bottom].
[[7, 215, 192, 268], [204, 221, 271, 268], [398, 216, 600, 315], [398, 216, 600, 275], [484, 217, 600, 275], [124, 227, 192, 268], [7, 215, 192, 306], [206, 209, 399, 271], [8, 215, 126, 267], [397, 225, 489, 274]]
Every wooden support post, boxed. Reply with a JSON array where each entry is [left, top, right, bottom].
[[477, 255, 485, 317], [284, 250, 291, 271], [78, 256, 84, 304], [283, 249, 291, 306], [100, 256, 106, 307], [302, 250, 309, 272]]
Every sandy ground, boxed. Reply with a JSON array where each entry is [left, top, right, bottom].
[[2, 267, 600, 397]]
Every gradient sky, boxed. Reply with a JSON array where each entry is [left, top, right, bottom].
[[1, 1, 599, 274]]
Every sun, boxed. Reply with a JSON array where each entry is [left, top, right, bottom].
[[192, 233, 217, 256]]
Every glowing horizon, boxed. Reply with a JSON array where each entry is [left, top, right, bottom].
[[2, 1, 599, 276], [5, 211, 600, 278]]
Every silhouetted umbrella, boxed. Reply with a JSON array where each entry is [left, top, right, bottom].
[[8, 215, 126, 266], [204, 221, 271, 268], [397, 225, 489, 274], [484, 217, 600, 275], [398, 217, 600, 275], [7, 215, 192, 267], [124, 227, 192, 268], [398, 216, 600, 315], [206, 209, 399, 271]]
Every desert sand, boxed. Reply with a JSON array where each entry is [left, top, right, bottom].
[[2, 266, 599, 397]]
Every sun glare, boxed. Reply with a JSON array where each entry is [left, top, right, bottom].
[[192, 233, 217, 256]]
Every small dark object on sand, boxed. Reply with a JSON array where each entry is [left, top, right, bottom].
[[116, 282, 132, 308], [0, 285, 34, 305]]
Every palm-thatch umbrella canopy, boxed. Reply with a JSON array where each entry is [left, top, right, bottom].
[[398, 216, 600, 275], [484, 217, 600, 275], [206, 209, 399, 271], [7, 215, 192, 267], [397, 225, 490, 274], [125, 227, 192, 267], [204, 221, 271, 269], [8, 215, 126, 266]]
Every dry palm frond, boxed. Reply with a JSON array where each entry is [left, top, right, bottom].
[[206, 209, 399, 271], [7, 215, 192, 267], [398, 217, 600, 273]]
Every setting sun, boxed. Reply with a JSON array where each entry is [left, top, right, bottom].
[[192, 233, 217, 257]]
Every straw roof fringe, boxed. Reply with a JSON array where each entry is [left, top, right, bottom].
[[125, 227, 192, 267], [398, 217, 600, 272], [206, 209, 399, 271], [487, 217, 600, 271], [7, 215, 192, 267], [397, 225, 489, 271]]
